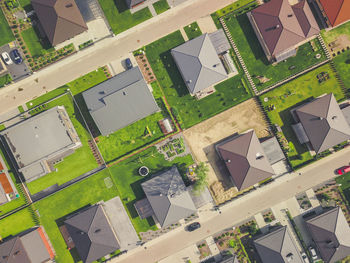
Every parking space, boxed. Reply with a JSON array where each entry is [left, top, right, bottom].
[[0, 43, 30, 81]]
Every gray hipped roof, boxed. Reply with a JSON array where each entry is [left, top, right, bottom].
[[306, 207, 350, 263], [295, 93, 350, 154], [217, 130, 275, 191], [254, 226, 304, 263], [65, 205, 120, 263], [82, 67, 159, 136], [171, 34, 227, 94], [141, 166, 196, 227]]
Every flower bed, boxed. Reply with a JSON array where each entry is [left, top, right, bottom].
[[197, 241, 211, 259], [262, 210, 275, 223]]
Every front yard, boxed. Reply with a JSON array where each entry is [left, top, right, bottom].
[[98, 0, 152, 34], [144, 30, 251, 128], [0, 8, 14, 46], [153, 0, 170, 15], [108, 146, 194, 233], [336, 172, 350, 206], [0, 207, 35, 238], [183, 22, 202, 40], [0, 74, 12, 88], [333, 49, 350, 93], [35, 169, 119, 263], [260, 63, 345, 168], [21, 26, 53, 57], [224, 13, 326, 90]]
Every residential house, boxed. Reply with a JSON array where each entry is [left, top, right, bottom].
[[313, 0, 350, 28]]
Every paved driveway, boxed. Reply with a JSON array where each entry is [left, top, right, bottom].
[[0, 44, 30, 81]]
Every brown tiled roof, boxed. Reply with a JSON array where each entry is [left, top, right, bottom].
[[319, 0, 350, 27], [32, 0, 88, 46], [249, 0, 319, 56], [217, 130, 274, 191]]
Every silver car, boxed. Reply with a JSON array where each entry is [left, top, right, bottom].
[[1, 52, 13, 65]]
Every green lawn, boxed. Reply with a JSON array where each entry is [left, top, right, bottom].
[[321, 21, 350, 44], [336, 172, 350, 204], [0, 74, 12, 88], [260, 63, 345, 168], [0, 207, 35, 238], [36, 169, 119, 263], [18, 0, 32, 11], [333, 49, 350, 89], [21, 26, 53, 57], [183, 22, 202, 40], [225, 13, 327, 90], [26, 94, 98, 194], [0, 9, 14, 46], [153, 0, 170, 15], [108, 146, 194, 233], [215, 0, 256, 17], [98, 0, 152, 34], [144, 31, 251, 128]]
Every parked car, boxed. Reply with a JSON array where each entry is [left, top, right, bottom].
[[125, 58, 133, 69], [186, 222, 201, 232], [11, 49, 23, 64], [1, 52, 13, 65], [308, 246, 317, 260], [336, 165, 350, 175], [301, 252, 310, 263]]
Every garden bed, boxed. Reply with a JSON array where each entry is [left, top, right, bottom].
[[262, 210, 275, 223], [197, 240, 212, 259], [296, 193, 312, 211]]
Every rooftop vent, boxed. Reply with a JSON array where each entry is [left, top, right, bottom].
[[288, 14, 293, 17], [213, 63, 220, 68], [276, 24, 280, 29], [332, 115, 338, 120], [286, 253, 293, 262], [256, 152, 264, 160], [123, 91, 126, 96], [65, 3, 73, 8], [187, 80, 192, 84], [94, 229, 101, 233], [14, 251, 21, 256], [226, 159, 231, 163], [99, 91, 105, 95], [326, 240, 339, 248], [319, 117, 323, 120]]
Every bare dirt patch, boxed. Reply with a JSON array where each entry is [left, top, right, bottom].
[[183, 98, 269, 203]]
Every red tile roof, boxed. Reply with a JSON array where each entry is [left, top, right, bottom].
[[319, 0, 350, 27]]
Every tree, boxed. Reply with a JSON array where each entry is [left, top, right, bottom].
[[192, 162, 209, 195]]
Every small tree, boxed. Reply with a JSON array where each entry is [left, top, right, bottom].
[[192, 162, 209, 195]]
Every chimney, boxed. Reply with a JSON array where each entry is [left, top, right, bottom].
[[319, 117, 323, 120], [332, 115, 338, 120], [66, 3, 73, 8], [94, 229, 101, 233], [256, 152, 264, 160], [288, 14, 293, 17], [187, 80, 192, 84], [286, 253, 293, 262]]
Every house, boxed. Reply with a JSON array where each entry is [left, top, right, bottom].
[[0, 106, 82, 183], [64, 205, 120, 263], [0, 226, 55, 263], [291, 93, 350, 154], [140, 166, 196, 227], [254, 226, 304, 263], [306, 207, 350, 263], [313, 0, 350, 28], [0, 153, 18, 205], [247, 0, 319, 62], [216, 130, 275, 191], [31, 0, 88, 46], [82, 67, 159, 136], [125, 0, 145, 8], [171, 33, 228, 96]]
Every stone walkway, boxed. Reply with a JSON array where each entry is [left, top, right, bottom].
[[179, 28, 189, 41], [205, 236, 221, 261]]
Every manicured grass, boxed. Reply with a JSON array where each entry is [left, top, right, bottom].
[[153, 0, 170, 15], [18, 0, 32, 11], [108, 146, 194, 233], [36, 169, 119, 263], [260, 63, 345, 168], [215, 0, 256, 17], [26, 68, 107, 109], [21, 26, 53, 58], [26, 94, 98, 194], [144, 31, 251, 128], [0, 74, 12, 88], [0, 8, 14, 46], [321, 21, 350, 44], [333, 49, 350, 88], [98, 0, 152, 34], [225, 13, 327, 90], [0, 208, 35, 238], [183, 22, 202, 40], [0, 124, 5, 131], [336, 172, 350, 204]]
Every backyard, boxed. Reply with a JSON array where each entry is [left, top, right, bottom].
[[0, 207, 35, 238], [26, 94, 99, 194], [21, 26, 53, 57], [333, 49, 350, 91], [108, 146, 194, 234], [224, 13, 326, 90], [98, 0, 152, 34], [144, 30, 251, 128], [35, 169, 119, 263], [321, 21, 350, 44], [260, 63, 345, 168], [183, 22, 202, 40], [0, 8, 14, 46], [153, 0, 169, 15]]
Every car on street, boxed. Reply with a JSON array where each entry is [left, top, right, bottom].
[[11, 49, 23, 64], [301, 252, 309, 263], [186, 222, 201, 232], [336, 165, 350, 175], [1, 52, 13, 65], [125, 58, 133, 69], [308, 246, 317, 260]]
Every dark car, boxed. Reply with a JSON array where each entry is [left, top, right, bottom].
[[125, 58, 133, 69], [186, 222, 201, 232], [11, 49, 23, 64]]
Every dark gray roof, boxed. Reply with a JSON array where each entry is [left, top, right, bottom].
[[82, 67, 159, 136], [254, 226, 304, 263], [0, 237, 30, 263], [261, 136, 286, 165], [125, 0, 144, 8], [65, 205, 120, 263], [141, 166, 196, 227], [295, 93, 350, 154], [208, 29, 231, 54], [171, 34, 227, 94], [306, 207, 350, 263], [217, 130, 275, 191]]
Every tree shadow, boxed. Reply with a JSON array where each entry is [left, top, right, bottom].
[[114, 0, 128, 13]]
